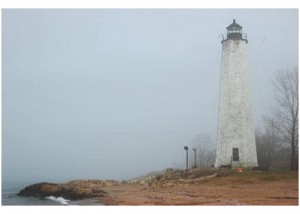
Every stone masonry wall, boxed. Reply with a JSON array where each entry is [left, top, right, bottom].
[[215, 39, 258, 167]]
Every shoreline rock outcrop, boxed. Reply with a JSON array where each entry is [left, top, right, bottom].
[[18, 179, 119, 200], [17, 169, 223, 202]]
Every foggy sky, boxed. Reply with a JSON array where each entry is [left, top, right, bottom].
[[2, 9, 298, 184]]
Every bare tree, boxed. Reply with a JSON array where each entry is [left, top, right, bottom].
[[256, 122, 282, 168], [191, 134, 216, 170], [267, 67, 298, 170]]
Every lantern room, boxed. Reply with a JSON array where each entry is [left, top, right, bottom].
[[227, 19, 243, 39], [222, 19, 247, 43]]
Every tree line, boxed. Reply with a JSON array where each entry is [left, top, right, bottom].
[[257, 67, 298, 171]]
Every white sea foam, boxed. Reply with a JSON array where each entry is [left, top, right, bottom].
[[46, 196, 70, 205]]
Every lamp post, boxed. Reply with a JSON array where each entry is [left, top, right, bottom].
[[192, 148, 197, 168], [184, 146, 189, 175]]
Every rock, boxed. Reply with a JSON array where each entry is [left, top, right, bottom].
[[18, 179, 119, 200], [164, 168, 185, 180], [128, 168, 218, 189], [217, 169, 231, 177], [18, 182, 60, 198]]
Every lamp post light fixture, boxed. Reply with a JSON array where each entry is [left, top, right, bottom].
[[184, 146, 189, 175], [192, 148, 197, 168]]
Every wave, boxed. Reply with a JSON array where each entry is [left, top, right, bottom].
[[46, 196, 70, 205]]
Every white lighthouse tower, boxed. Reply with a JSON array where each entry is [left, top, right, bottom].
[[215, 19, 258, 168]]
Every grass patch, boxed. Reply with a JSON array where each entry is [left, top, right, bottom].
[[228, 168, 298, 183], [261, 175, 280, 181], [258, 170, 298, 181], [210, 168, 298, 186]]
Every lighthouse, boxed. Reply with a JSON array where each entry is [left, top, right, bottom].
[[215, 19, 258, 168]]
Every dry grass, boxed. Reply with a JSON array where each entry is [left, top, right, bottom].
[[208, 168, 298, 186], [229, 168, 298, 182]]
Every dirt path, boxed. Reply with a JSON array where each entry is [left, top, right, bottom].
[[100, 173, 298, 205]]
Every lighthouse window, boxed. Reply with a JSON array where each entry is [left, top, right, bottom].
[[232, 148, 239, 161]]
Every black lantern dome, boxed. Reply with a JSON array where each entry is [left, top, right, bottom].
[[222, 19, 247, 43], [227, 19, 242, 40]]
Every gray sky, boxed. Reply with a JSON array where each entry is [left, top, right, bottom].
[[2, 9, 298, 183]]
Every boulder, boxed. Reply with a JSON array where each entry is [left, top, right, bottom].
[[18, 182, 60, 198], [17, 180, 119, 200]]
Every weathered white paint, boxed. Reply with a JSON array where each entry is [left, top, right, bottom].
[[215, 38, 258, 168]]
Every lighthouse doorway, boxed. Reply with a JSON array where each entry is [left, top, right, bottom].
[[232, 148, 239, 167]]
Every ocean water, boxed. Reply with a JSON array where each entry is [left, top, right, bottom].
[[2, 182, 103, 206]]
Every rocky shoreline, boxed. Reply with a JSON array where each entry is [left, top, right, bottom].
[[17, 169, 298, 205], [17, 168, 221, 204], [18, 179, 120, 201]]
